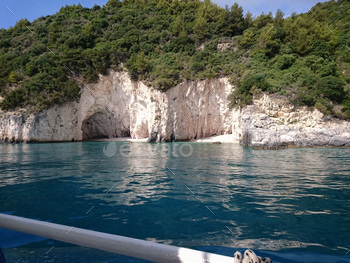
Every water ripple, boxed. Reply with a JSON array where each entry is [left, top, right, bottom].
[[0, 142, 349, 257]]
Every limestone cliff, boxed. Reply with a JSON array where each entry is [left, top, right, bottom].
[[0, 70, 236, 143], [241, 94, 350, 148], [0, 70, 349, 148]]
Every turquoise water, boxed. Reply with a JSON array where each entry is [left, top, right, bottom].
[[0, 142, 350, 262]]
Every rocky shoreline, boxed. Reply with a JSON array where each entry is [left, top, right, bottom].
[[240, 95, 350, 149], [1, 70, 349, 149]]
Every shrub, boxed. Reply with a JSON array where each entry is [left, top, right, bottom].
[[272, 54, 296, 70], [190, 62, 205, 74], [240, 72, 271, 92], [314, 100, 331, 115], [62, 80, 80, 101], [0, 88, 27, 110], [316, 76, 346, 103], [8, 71, 21, 83], [25, 63, 38, 77]]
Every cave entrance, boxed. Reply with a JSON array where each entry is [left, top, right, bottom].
[[81, 112, 117, 140]]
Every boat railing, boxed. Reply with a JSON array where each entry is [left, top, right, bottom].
[[0, 213, 233, 263]]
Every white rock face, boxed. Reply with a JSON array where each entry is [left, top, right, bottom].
[[241, 94, 350, 148], [0, 71, 236, 143], [0, 71, 349, 148]]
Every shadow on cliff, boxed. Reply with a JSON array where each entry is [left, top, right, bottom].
[[81, 111, 129, 140]]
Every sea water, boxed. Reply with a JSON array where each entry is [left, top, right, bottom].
[[0, 142, 349, 263]]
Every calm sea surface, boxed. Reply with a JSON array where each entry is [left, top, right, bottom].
[[0, 142, 350, 263]]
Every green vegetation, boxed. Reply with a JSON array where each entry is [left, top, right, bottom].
[[228, 0, 350, 120], [0, 0, 349, 119]]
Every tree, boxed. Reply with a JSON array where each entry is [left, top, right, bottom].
[[258, 24, 281, 56], [220, 3, 245, 36], [48, 21, 60, 44], [193, 17, 208, 42], [126, 52, 151, 80], [274, 9, 284, 27], [198, 0, 223, 23], [239, 29, 255, 48], [229, 3, 245, 35], [172, 16, 184, 36], [245, 12, 254, 28], [295, 27, 313, 55], [106, 0, 121, 8], [254, 12, 273, 29], [82, 23, 94, 38]]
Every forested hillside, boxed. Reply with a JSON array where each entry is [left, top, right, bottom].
[[0, 0, 349, 119]]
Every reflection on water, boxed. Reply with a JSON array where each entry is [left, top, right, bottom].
[[0, 142, 350, 257]]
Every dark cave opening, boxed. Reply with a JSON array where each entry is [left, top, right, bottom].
[[81, 112, 116, 140]]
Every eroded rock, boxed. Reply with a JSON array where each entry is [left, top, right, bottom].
[[0, 71, 349, 148]]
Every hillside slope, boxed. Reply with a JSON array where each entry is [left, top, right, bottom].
[[0, 0, 349, 119]]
